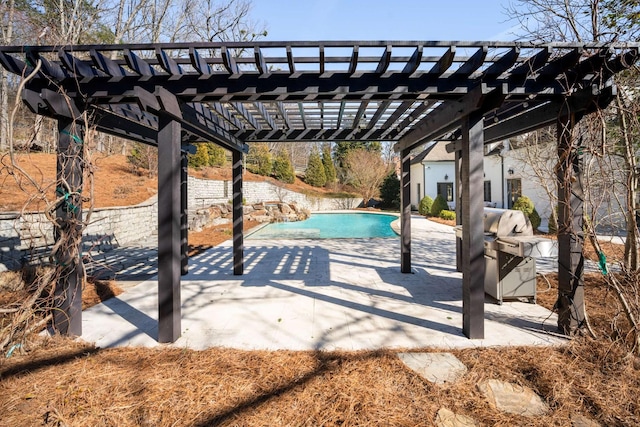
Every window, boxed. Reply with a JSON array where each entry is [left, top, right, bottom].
[[416, 183, 421, 205], [437, 182, 453, 202], [506, 178, 522, 208], [484, 181, 491, 202]]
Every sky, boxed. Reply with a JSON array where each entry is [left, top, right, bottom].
[[251, 0, 522, 42]]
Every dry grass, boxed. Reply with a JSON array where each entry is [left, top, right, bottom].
[[1, 338, 639, 426], [0, 153, 157, 211], [1, 153, 356, 212]]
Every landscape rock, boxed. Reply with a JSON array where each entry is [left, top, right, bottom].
[[477, 379, 549, 416], [435, 407, 478, 427], [189, 203, 232, 231], [188, 201, 311, 228], [279, 203, 291, 214], [397, 352, 467, 384], [571, 414, 601, 427]]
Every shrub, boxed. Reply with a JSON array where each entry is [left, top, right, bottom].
[[379, 172, 400, 209], [418, 196, 433, 216], [430, 194, 449, 217], [188, 144, 209, 169], [513, 195, 534, 216], [548, 205, 559, 235], [273, 150, 295, 184], [529, 207, 541, 231], [305, 149, 326, 187], [439, 210, 456, 221], [513, 195, 542, 231]]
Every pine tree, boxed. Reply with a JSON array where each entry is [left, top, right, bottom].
[[305, 149, 326, 187], [206, 143, 227, 167], [188, 144, 210, 168], [322, 144, 337, 187], [273, 150, 295, 184], [247, 143, 272, 176], [379, 171, 400, 209]]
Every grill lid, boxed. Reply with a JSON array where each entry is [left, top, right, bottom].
[[484, 208, 533, 237]]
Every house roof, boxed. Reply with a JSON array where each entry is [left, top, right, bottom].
[[411, 141, 454, 164]]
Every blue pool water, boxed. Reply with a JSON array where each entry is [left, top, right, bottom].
[[247, 212, 399, 239]]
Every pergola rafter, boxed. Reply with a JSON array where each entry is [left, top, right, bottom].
[[1, 40, 638, 344]]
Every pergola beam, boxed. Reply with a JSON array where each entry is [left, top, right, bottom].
[[429, 46, 455, 75], [394, 84, 504, 152], [134, 86, 248, 153], [485, 84, 616, 144]]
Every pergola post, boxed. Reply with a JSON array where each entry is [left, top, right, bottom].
[[557, 113, 586, 334], [51, 117, 85, 336], [400, 148, 412, 273], [232, 149, 244, 275], [181, 150, 188, 276], [158, 116, 182, 343], [455, 148, 462, 272], [461, 112, 485, 339]]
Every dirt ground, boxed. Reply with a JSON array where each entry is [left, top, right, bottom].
[[1, 154, 640, 426], [0, 152, 347, 212]]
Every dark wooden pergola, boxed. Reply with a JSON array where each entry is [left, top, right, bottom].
[[1, 41, 637, 343]]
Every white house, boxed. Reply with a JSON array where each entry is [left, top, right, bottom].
[[410, 141, 512, 212], [409, 139, 627, 231]]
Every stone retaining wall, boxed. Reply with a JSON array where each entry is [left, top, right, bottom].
[[0, 178, 360, 271], [0, 198, 158, 271], [188, 176, 361, 211]]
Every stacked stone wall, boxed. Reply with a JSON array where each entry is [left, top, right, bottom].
[[1, 178, 361, 271], [0, 198, 158, 270]]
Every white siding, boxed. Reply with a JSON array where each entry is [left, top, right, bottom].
[[410, 162, 425, 209], [483, 155, 503, 208], [423, 161, 455, 208]]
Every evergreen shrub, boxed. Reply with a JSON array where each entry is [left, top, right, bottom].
[[430, 194, 449, 217], [418, 196, 433, 216]]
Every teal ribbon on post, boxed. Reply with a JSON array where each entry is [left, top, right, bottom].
[[24, 46, 32, 67], [56, 186, 79, 214], [597, 251, 608, 275], [61, 129, 84, 145]]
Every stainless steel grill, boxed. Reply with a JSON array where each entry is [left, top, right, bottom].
[[455, 208, 557, 304]]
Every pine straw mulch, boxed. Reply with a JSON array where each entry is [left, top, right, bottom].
[[0, 335, 639, 426], [0, 273, 639, 425]]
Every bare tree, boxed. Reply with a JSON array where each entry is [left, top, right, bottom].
[[507, 0, 640, 353], [506, 0, 640, 270], [177, 0, 265, 42], [344, 148, 391, 207], [0, 0, 15, 152]]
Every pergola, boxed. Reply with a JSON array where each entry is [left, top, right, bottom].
[[1, 41, 637, 343]]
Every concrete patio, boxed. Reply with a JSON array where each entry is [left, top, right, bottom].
[[80, 216, 566, 350]]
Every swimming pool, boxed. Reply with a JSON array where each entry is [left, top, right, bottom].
[[247, 212, 399, 239]]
